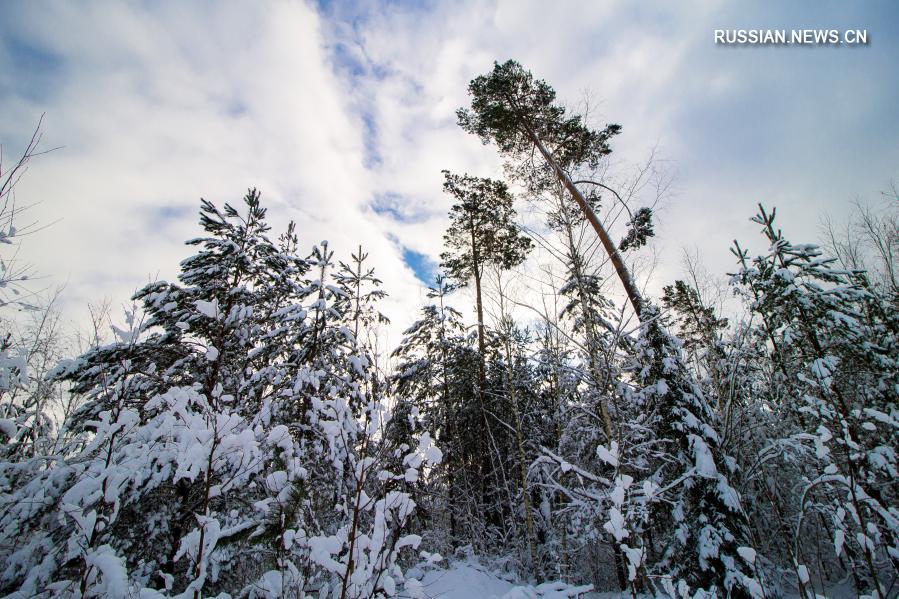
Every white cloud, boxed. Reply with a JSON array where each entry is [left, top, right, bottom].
[[3, 2, 422, 342], [3, 0, 897, 344], [321, 0, 898, 310]]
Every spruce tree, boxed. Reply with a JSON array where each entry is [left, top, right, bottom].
[[439, 170, 532, 382], [390, 276, 482, 550], [733, 206, 898, 598]]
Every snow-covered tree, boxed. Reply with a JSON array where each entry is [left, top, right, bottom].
[[0, 190, 439, 598], [391, 276, 483, 551], [733, 205, 898, 598]]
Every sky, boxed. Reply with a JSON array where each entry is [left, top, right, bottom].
[[1, 0, 897, 345]]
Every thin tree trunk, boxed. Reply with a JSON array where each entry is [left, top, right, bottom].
[[525, 127, 644, 319], [473, 270, 487, 385], [340, 432, 371, 599], [561, 210, 616, 442], [559, 191, 631, 593]]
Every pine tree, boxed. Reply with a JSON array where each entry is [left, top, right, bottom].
[[439, 170, 532, 537], [457, 60, 647, 318], [0, 190, 443, 598], [440, 170, 532, 383], [661, 279, 730, 409], [34, 190, 292, 596]]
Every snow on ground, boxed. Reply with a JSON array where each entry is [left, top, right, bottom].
[[410, 560, 868, 599], [412, 560, 604, 599]]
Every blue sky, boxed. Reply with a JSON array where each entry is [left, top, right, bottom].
[[1, 1, 896, 339]]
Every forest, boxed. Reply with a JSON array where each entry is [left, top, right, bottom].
[[1, 60, 897, 599]]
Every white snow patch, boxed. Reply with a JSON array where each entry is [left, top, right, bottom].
[[596, 441, 619, 467], [195, 299, 220, 319], [689, 434, 718, 477], [416, 560, 595, 599], [0, 418, 16, 437], [736, 546, 756, 563]]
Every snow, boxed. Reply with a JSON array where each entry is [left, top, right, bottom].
[[425, 443, 444, 466], [256, 570, 283, 597], [689, 434, 718, 477], [620, 546, 644, 583], [395, 534, 421, 551], [110, 324, 139, 345], [0, 418, 16, 437], [736, 546, 756, 564], [834, 528, 845, 556], [84, 545, 129, 598], [416, 561, 597, 599], [863, 407, 897, 427], [774, 268, 794, 282], [308, 535, 343, 573], [195, 299, 220, 319], [596, 441, 618, 467], [636, 480, 656, 503], [603, 507, 629, 542]]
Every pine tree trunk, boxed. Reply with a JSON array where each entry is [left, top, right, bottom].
[[525, 126, 644, 319], [473, 267, 487, 385]]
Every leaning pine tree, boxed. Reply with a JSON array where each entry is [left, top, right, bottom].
[[458, 59, 763, 596]]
